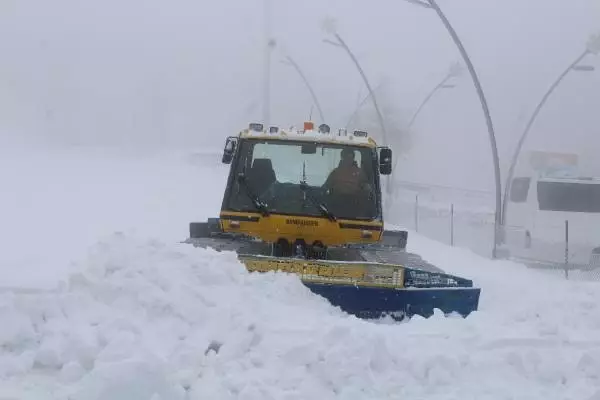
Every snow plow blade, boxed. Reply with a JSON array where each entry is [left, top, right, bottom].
[[239, 254, 480, 320]]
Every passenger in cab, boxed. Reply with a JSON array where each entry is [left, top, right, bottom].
[[324, 148, 369, 195]]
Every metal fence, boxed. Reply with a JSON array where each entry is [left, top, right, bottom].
[[504, 219, 600, 282], [387, 185, 600, 282], [387, 193, 496, 258]]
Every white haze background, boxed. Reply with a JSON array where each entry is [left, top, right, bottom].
[[1, 0, 599, 189], [2, 4, 600, 397]]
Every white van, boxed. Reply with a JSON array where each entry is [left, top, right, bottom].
[[504, 174, 600, 269]]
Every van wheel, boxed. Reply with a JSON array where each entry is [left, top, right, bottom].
[[591, 247, 600, 268], [525, 230, 532, 249]]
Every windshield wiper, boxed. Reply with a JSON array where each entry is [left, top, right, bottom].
[[299, 180, 336, 221], [237, 173, 270, 216]]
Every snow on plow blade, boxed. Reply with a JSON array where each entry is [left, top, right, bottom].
[[240, 255, 480, 320]]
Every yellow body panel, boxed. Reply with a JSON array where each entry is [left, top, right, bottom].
[[240, 255, 405, 289], [219, 211, 383, 246]]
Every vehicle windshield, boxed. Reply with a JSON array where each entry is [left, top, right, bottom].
[[226, 138, 379, 220], [537, 180, 600, 213]]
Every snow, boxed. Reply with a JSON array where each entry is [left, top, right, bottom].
[[0, 144, 226, 290], [1, 144, 600, 399]]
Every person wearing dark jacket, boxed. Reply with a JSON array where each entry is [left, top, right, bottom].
[[324, 148, 369, 195]]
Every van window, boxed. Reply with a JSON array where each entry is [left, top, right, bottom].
[[510, 177, 531, 203], [537, 181, 600, 213]]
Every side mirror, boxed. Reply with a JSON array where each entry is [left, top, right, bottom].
[[379, 147, 392, 175], [222, 137, 237, 164]]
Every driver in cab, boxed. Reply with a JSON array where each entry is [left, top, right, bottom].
[[324, 148, 369, 195]]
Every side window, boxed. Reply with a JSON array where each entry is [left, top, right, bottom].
[[510, 177, 531, 203]]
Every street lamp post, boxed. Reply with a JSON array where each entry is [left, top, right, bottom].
[[262, 0, 275, 129], [390, 63, 461, 175], [406, 63, 462, 130], [402, 0, 503, 258], [385, 65, 459, 205], [281, 56, 326, 123], [501, 33, 600, 228], [344, 83, 383, 129], [322, 20, 388, 145]]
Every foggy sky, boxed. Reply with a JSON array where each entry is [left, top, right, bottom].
[[1, 0, 599, 190]]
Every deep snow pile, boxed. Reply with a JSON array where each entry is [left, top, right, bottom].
[[1, 145, 600, 399], [1, 233, 600, 399]]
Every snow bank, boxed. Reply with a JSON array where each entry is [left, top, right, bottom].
[[1, 232, 599, 399], [0, 145, 227, 290]]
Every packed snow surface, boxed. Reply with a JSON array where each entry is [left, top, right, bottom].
[[1, 144, 600, 399]]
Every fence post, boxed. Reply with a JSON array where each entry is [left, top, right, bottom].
[[564, 219, 569, 280], [450, 203, 455, 246], [414, 194, 419, 232]]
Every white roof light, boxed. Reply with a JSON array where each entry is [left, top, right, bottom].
[[249, 123, 264, 132]]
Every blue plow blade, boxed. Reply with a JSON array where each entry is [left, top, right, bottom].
[[240, 254, 481, 321], [304, 283, 481, 320], [303, 265, 481, 320]]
